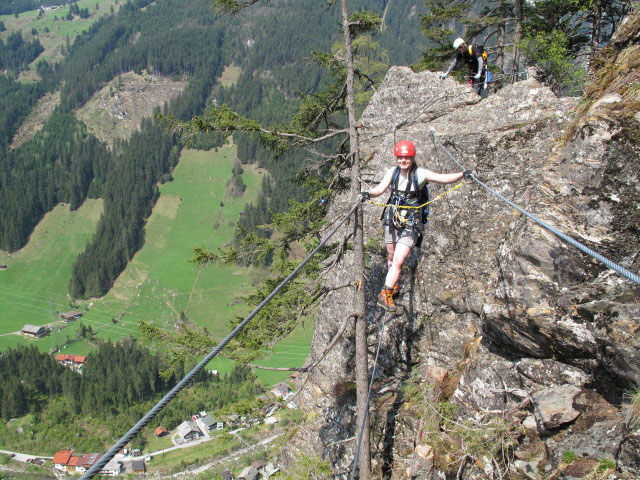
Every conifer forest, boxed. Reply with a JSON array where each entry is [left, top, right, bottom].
[[0, 0, 634, 474]]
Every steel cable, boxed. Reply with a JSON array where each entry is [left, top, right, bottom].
[[429, 129, 640, 286], [79, 197, 364, 480]]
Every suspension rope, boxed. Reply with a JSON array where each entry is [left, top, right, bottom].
[[349, 311, 388, 480], [429, 129, 640, 286], [79, 197, 365, 480]]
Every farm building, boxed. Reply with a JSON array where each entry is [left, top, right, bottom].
[[60, 310, 83, 323], [75, 453, 102, 474], [263, 463, 280, 477], [271, 382, 292, 398], [55, 353, 87, 369], [100, 459, 122, 476], [21, 324, 49, 338], [238, 466, 258, 480], [131, 460, 146, 473]]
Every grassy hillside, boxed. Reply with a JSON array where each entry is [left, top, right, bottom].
[[88, 146, 264, 333], [0, 0, 123, 82], [0, 199, 104, 351], [0, 146, 258, 342], [0, 145, 311, 387]]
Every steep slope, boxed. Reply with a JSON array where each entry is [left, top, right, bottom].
[[283, 10, 640, 480]]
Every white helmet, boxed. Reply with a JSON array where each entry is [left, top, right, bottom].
[[453, 38, 465, 50]]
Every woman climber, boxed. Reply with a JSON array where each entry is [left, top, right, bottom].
[[364, 140, 471, 311]]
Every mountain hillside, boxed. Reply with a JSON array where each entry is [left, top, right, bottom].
[[0, 0, 425, 294], [0, 0, 427, 350], [283, 9, 640, 480]]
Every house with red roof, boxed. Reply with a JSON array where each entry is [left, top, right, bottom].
[[66, 455, 81, 473], [55, 353, 87, 370], [75, 453, 102, 474], [52, 450, 73, 471]]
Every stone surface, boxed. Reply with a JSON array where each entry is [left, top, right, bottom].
[[282, 10, 640, 480], [531, 385, 581, 430]]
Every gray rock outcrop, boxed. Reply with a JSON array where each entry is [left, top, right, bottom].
[[281, 12, 640, 480]]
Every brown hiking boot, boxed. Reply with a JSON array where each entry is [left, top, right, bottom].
[[377, 288, 397, 312], [392, 284, 400, 298]]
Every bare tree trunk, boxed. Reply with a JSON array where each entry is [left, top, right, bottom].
[[591, 0, 602, 53], [340, 0, 370, 478], [496, 18, 505, 74], [513, 0, 523, 77]]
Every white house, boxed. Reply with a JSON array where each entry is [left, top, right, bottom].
[[100, 459, 122, 476], [271, 382, 292, 398], [200, 414, 224, 431], [177, 420, 203, 442]]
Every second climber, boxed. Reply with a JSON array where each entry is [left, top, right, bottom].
[[363, 140, 471, 312], [440, 38, 488, 96]]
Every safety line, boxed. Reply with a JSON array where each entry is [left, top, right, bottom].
[[430, 129, 640, 286], [79, 197, 364, 480], [368, 180, 467, 210], [349, 311, 388, 480]]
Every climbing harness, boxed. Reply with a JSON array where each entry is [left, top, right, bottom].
[[370, 180, 466, 213], [78, 197, 365, 480], [370, 179, 467, 241], [383, 167, 427, 230], [367, 160, 467, 249], [429, 129, 640, 286]]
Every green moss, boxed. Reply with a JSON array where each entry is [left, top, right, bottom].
[[596, 457, 615, 473], [562, 450, 576, 464]]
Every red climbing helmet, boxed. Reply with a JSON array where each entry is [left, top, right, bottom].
[[394, 140, 416, 157]]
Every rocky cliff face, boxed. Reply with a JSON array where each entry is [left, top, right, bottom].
[[283, 11, 639, 480]]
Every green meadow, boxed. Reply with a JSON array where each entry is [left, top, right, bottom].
[[0, 199, 104, 352], [87, 147, 265, 338], [206, 318, 314, 387], [0, 0, 124, 80], [0, 146, 313, 387]]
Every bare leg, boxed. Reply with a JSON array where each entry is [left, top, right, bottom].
[[384, 243, 412, 289], [386, 243, 395, 269]]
